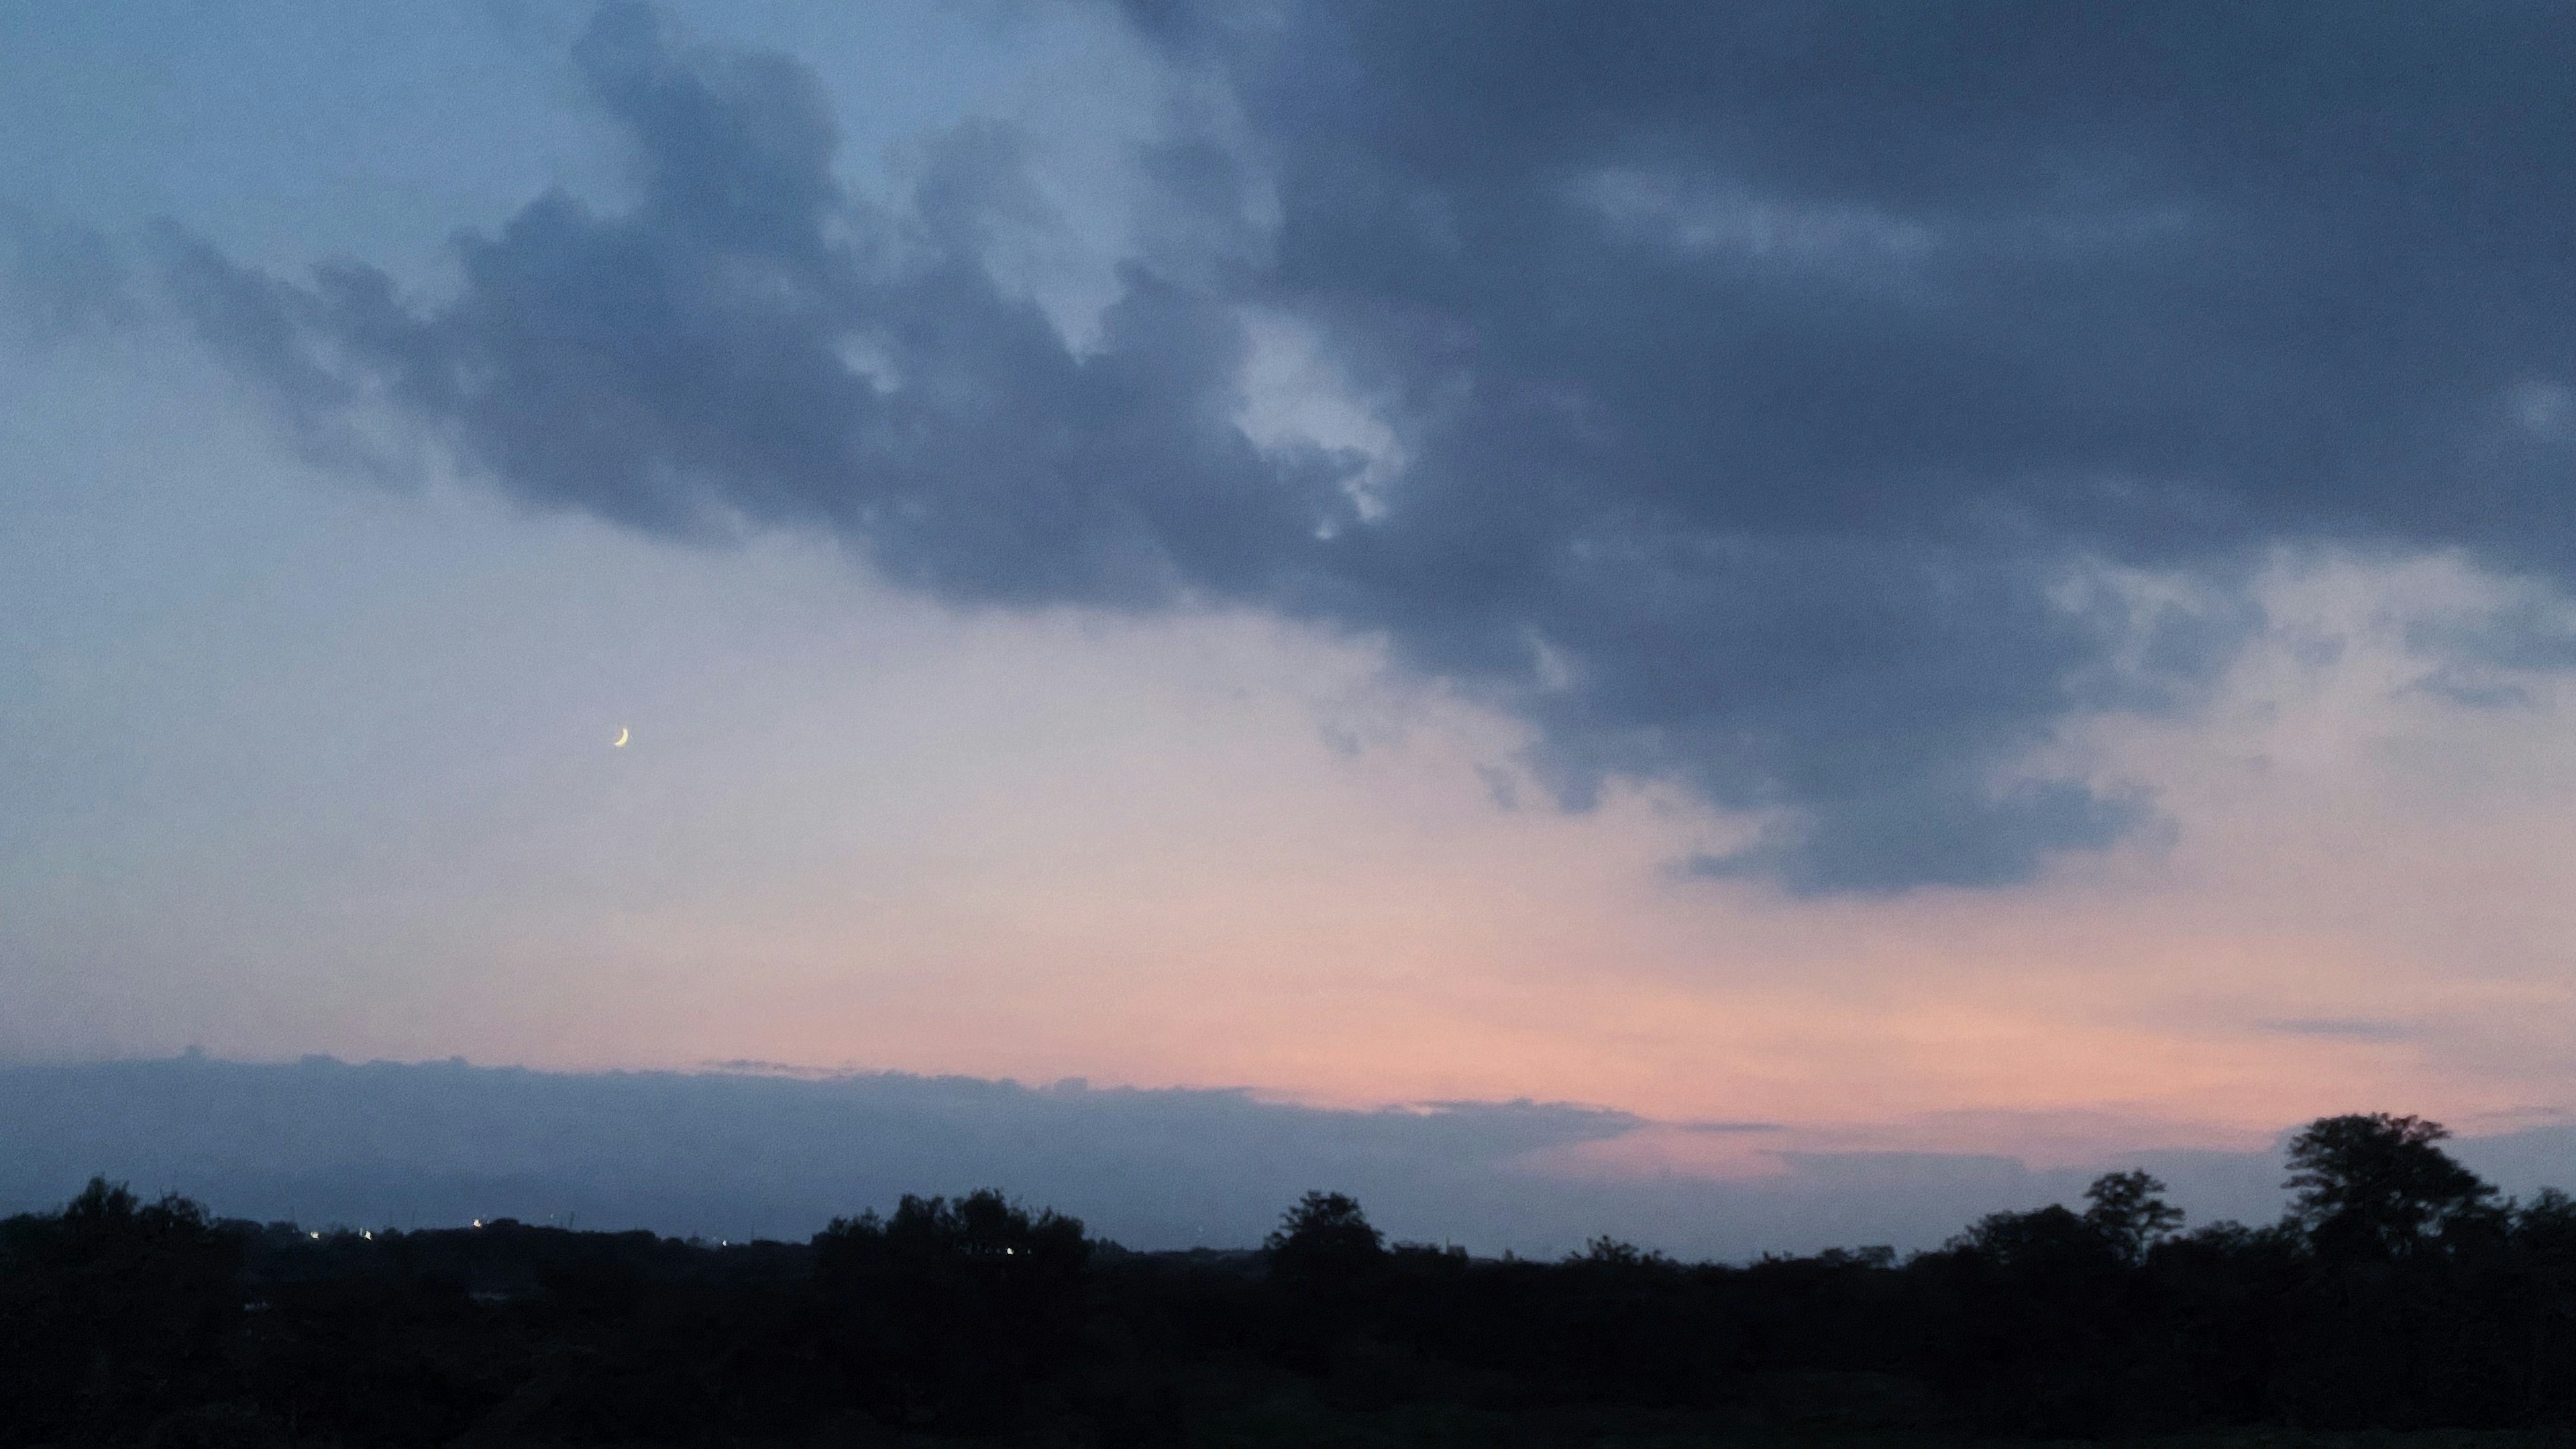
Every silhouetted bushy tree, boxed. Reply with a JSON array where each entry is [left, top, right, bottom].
[[2286, 1112, 2498, 1260], [811, 1189, 1089, 1433], [2084, 1169, 2186, 1265], [0, 1179, 245, 1446], [1925, 1180, 2148, 1434], [1254, 1191, 1383, 1377], [2267, 1115, 2522, 1426], [1263, 1190, 1383, 1285]]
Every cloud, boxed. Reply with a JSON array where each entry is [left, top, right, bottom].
[[159, 1, 2576, 891], [0, 1057, 2266, 1258], [15, 1057, 2568, 1257]]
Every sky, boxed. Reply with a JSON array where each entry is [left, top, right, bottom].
[[3, 1, 2574, 1248]]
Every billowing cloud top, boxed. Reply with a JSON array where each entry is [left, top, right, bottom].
[[164, 0, 2575, 891]]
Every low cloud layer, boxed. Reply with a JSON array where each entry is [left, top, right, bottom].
[[148, 1, 2574, 892], [9, 1057, 2573, 1260]]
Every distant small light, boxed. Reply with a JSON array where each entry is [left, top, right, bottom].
[[309, 1232, 320, 1240], [472, 1219, 482, 1228]]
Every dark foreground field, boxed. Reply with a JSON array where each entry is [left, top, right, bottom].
[[6, 1114, 2575, 1448]]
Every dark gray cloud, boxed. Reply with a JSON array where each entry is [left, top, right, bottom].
[[0, 1056, 1626, 1252], [0, 1057, 2249, 1257], [163, 1, 2575, 891], [8, 1059, 2571, 1257]]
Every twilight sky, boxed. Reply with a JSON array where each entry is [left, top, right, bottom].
[[4, 0, 2575, 1230]]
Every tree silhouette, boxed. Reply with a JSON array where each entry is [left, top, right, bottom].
[[0, 1177, 242, 1444], [810, 1189, 1090, 1433], [1264, 1191, 1383, 1281], [2083, 1170, 2185, 1265], [2285, 1114, 2496, 1259]]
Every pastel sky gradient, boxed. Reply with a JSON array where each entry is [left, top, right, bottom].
[[5, 0, 2574, 1208]]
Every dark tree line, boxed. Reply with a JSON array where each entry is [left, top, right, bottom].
[[5, 1112, 2575, 1446]]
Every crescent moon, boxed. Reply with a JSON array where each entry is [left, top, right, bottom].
[[613, 728, 629, 747]]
